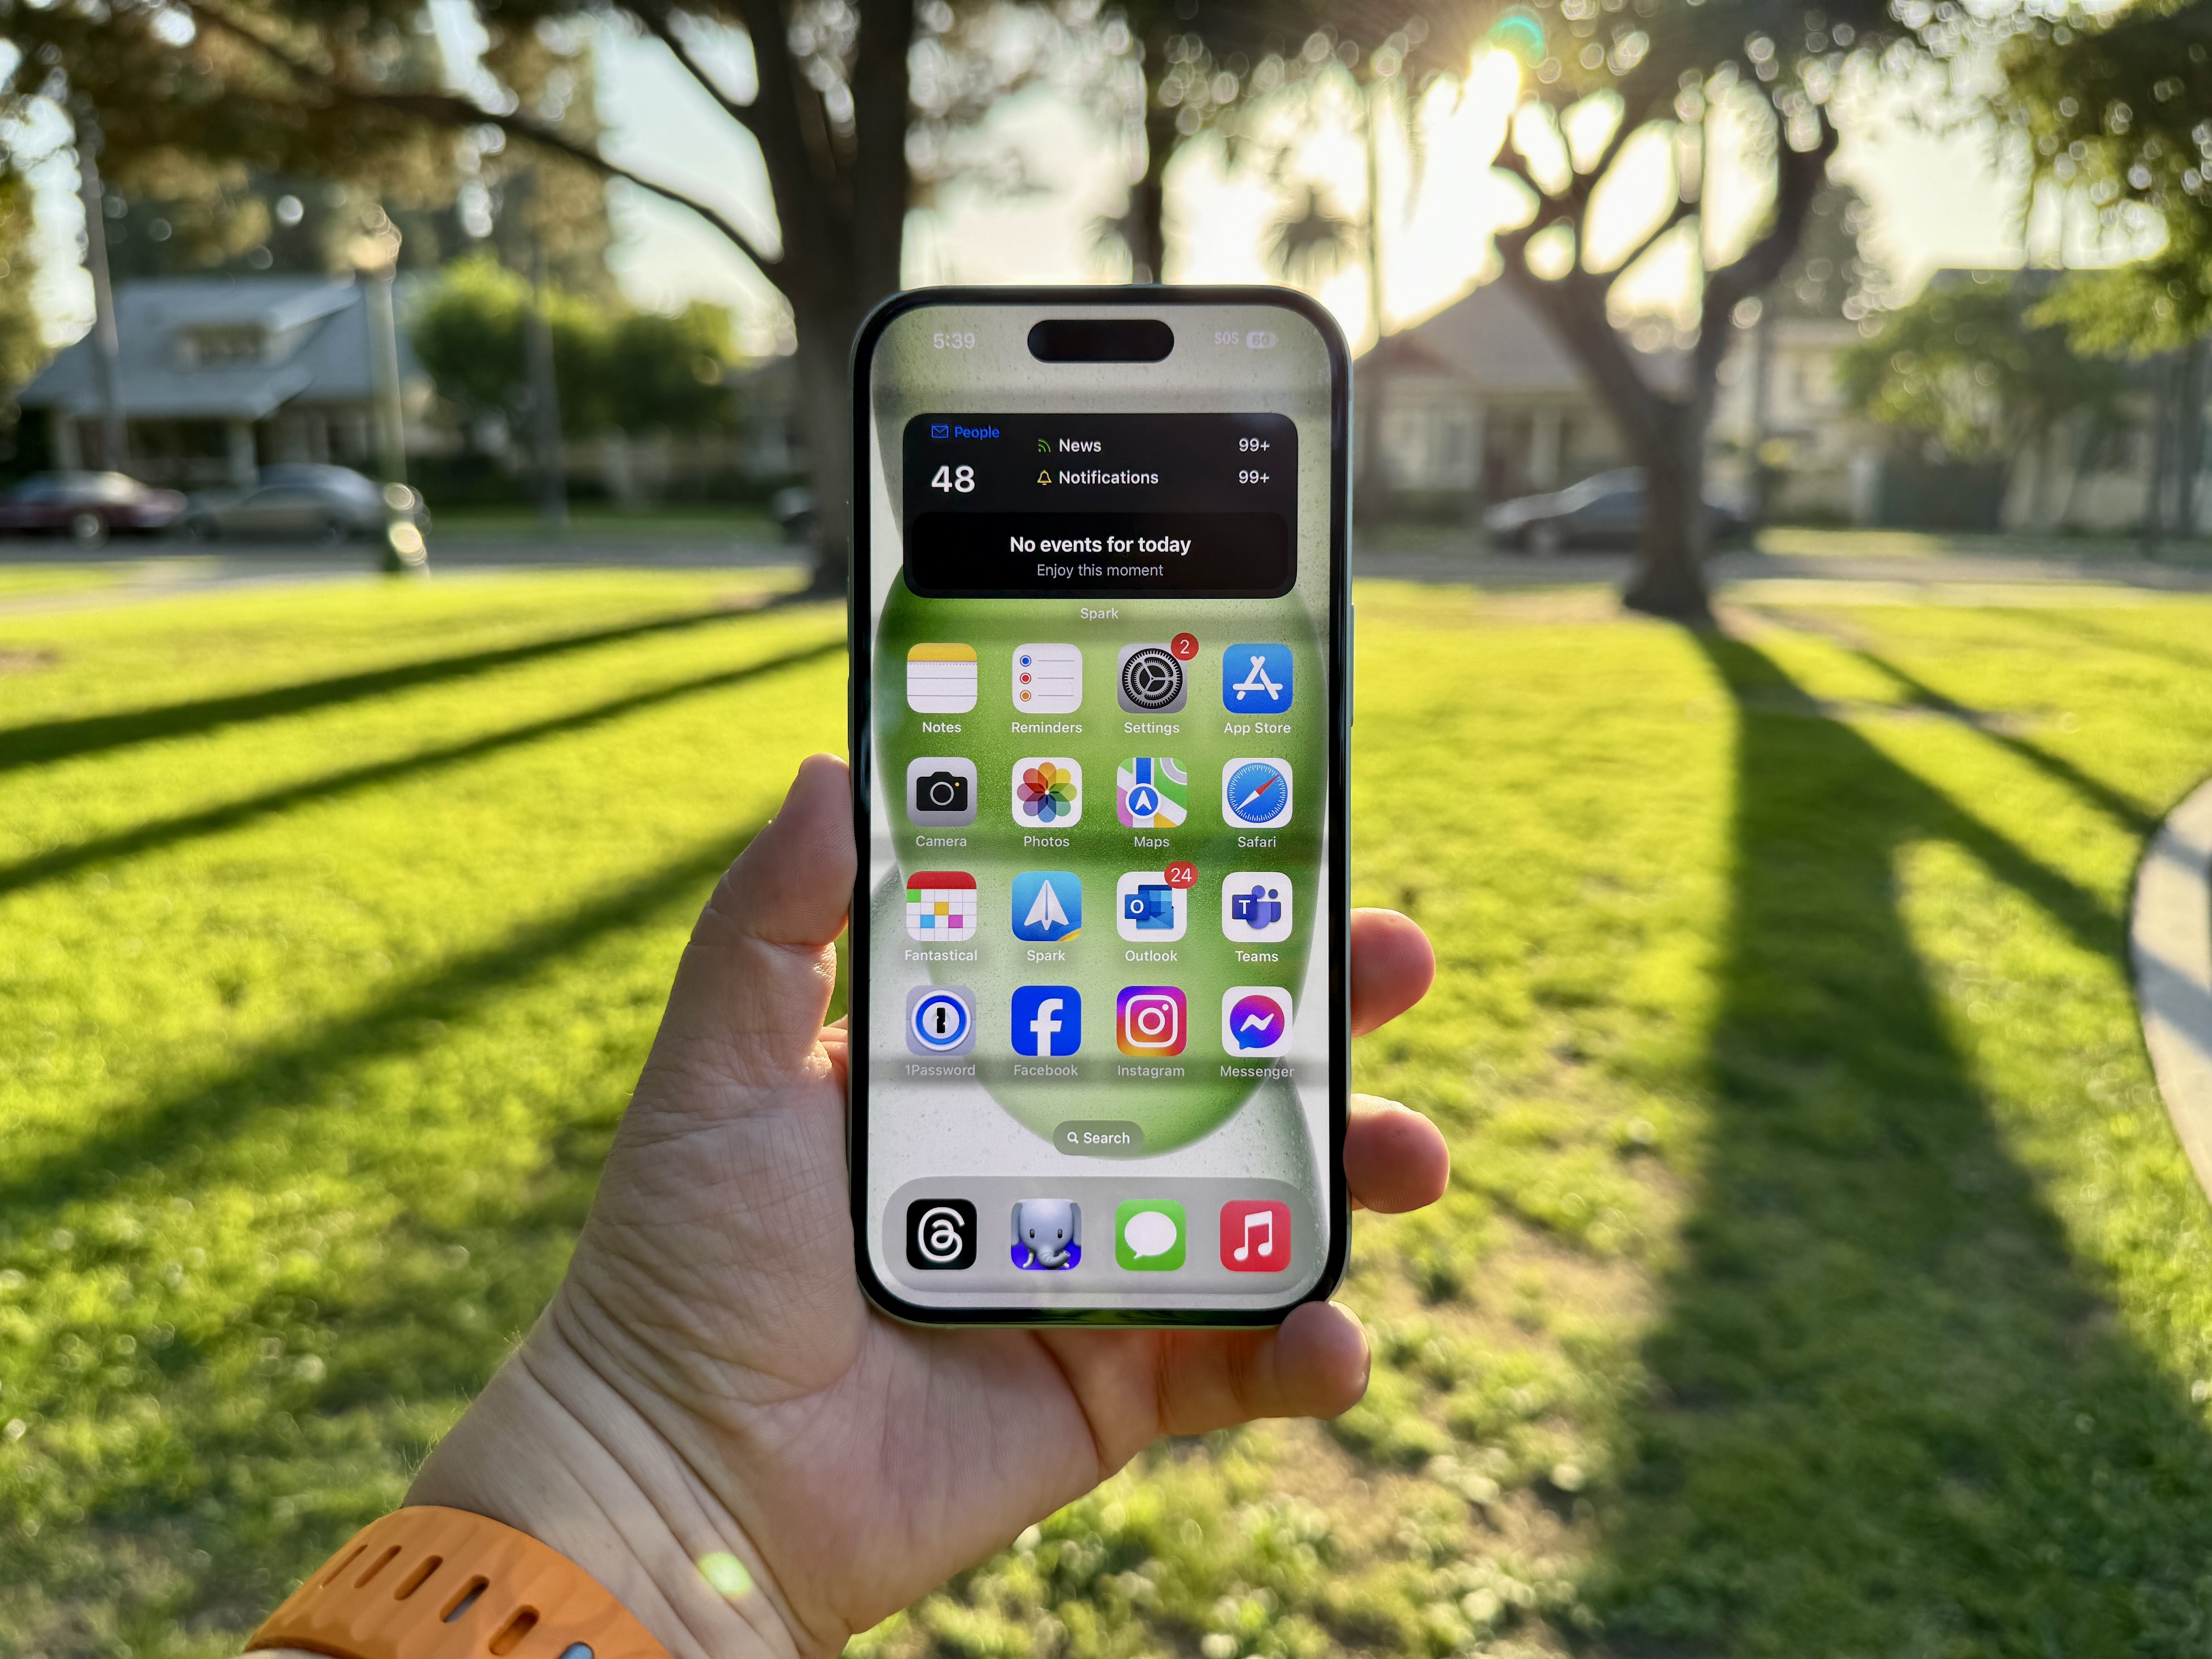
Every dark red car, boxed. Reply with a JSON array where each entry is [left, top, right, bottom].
[[0, 472, 189, 547]]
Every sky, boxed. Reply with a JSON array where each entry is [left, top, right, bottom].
[[18, 25, 2062, 355]]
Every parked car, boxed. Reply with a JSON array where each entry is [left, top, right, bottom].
[[0, 472, 188, 546], [181, 465, 427, 544], [1483, 467, 1752, 554]]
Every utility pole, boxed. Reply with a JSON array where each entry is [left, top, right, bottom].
[[73, 108, 127, 471], [1355, 65, 1395, 528], [525, 238, 568, 533], [364, 264, 407, 487], [2143, 352, 2174, 558], [1748, 303, 1775, 527]]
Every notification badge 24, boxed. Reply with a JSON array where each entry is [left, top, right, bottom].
[[1116, 985, 1187, 1056], [1222, 986, 1294, 1057], [1220, 1199, 1291, 1272], [1117, 871, 1189, 941], [1012, 643, 1082, 713], [1115, 1200, 1186, 1271], [906, 984, 976, 1056], [1010, 871, 1082, 943], [905, 1198, 977, 1270], [1011, 1199, 1081, 1270], [1221, 758, 1292, 830], [1011, 757, 1082, 827], [1222, 644, 1293, 714], [907, 756, 978, 827], [1011, 985, 1082, 1057], [1221, 871, 1293, 943]]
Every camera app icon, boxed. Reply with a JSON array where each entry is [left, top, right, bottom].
[[1117, 871, 1188, 941], [906, 756, 978, 826], [1116, 985, 1187, 1055], [1221, 871, 1294, 943]]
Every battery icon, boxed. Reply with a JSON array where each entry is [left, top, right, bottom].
[[1245, 331, 1277, 349]]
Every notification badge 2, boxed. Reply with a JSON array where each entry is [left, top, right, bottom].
[[1116, 985, 1187, 1056], [1220, 1199, 1291, 1272], [905, 1198, 977, 1270]]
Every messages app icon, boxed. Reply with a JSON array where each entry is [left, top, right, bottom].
[[1115, 1200, 1186, 1271]]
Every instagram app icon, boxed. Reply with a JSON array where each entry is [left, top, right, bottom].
[[1116, 986, 1187, 1056]]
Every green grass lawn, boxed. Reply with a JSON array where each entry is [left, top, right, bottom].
[[5, 574, 2212, 1656]]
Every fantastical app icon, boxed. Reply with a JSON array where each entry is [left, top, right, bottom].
[[1117, 871, 1188, 941], [1011, 758, 1082, 827], [1116, 985, 1187, 1055], [905, 1198, 976, 1269], [1010, 871, 1083, 943], [906, 984, 976, 1056], [1221, 986, 1294, 1057], [1118, 643, 1187, 714], [904, 870, 977, 941], [1011, 1200, 1082, 1270], [1116, 756, 1189, 829], [1222, 644, 1293, 714], [1221, 871, 1294, 943], [1012, 644, 1082, 713], [1011, 985, 1082, 1057]]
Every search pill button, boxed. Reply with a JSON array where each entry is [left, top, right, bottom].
[[1055, 1120, 1147, 1158]]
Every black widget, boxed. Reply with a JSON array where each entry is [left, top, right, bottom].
[[906, 1198, 979, 1270]]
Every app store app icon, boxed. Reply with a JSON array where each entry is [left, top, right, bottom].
[[1222, 644, 1293, 714]]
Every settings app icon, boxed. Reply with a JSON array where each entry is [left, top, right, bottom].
[[906, 1198, 977, 1269], [1118, 643, 1187, 714]]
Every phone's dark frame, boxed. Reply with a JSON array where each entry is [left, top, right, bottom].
[[847, 285, 1352, 1328]]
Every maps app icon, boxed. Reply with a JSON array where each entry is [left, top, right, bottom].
[[1223, 644, 1292, 714]]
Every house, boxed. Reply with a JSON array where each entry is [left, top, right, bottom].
[[1356, 279, 1704, 518], [17, 275, 435, 489]]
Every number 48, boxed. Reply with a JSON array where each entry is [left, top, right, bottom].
[[931, 465, 976, 493]]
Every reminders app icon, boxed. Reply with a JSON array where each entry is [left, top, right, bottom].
[[1013, 644, 1082, 713], [1222, 872, 1293, 943]]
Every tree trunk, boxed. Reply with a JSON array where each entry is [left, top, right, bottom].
[[1625, 410, 1715, 619], [791, 297, 859, 597], [1126, 97, 1177, 283]]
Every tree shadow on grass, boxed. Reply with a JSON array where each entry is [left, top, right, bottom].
[[0, 637, 840, 899], [0, 599, 780, 778], [1594, 634, 2212, 1653]]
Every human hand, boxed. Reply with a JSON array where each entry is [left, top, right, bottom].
[[409, 754, 1446, 1659]]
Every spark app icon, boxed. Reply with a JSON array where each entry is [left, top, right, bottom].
[[1222, 758, 1293, 830], [1117, 986, 1187, 1055], [1010, 871, 1082, 943], [1116, 756, 1188, 829], [1222, 986, 1294, 1056], [1222, 644, 1293, 713], [1011, 757, 1082, 827], [1221, 872, 1294, 943], [904, 870, 977, 941], [906, 643, 978, 713], [1011, 986, 1082, 1057], [1012, 644, 1082, 713], [1220, 1199, 1291, 1272], [1117, 871, 1188, 941], [906, 985, 976, 1056]]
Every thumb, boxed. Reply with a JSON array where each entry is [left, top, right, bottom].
[[649, 752, 855, 1085]]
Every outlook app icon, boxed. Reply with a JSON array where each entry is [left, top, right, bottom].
[[1223, 644, 1293, 714]]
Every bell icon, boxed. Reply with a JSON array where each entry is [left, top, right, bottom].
[[1036, 469, 1051, 485]]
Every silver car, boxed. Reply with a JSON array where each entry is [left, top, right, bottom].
[[182, 465, 427, 543]]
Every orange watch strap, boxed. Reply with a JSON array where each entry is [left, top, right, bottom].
[[248, 1506, 671, 1659]]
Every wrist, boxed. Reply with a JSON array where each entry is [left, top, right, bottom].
[[407, 1306, 798, 1659]]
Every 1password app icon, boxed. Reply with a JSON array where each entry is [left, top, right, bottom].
[[906, 985, 976, 1056], [1116, 1200, 1186, 1271]]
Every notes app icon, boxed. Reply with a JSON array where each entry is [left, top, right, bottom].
[[907, 643, 978, 713], [1219, 1199, 1290, 1273]]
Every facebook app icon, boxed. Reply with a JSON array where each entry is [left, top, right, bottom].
[[1011, 986, 1082, 1057], [1222, 644, 1293, 714]]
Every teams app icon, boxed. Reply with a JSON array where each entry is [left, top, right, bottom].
[[1221, 871, 1293, 943]]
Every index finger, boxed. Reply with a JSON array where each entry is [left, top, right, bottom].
[[1350, 908, 1434, 1036]]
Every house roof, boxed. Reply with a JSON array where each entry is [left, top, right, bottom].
[[19, 274, 423, 420], [1377, 277, 1687, 397]]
